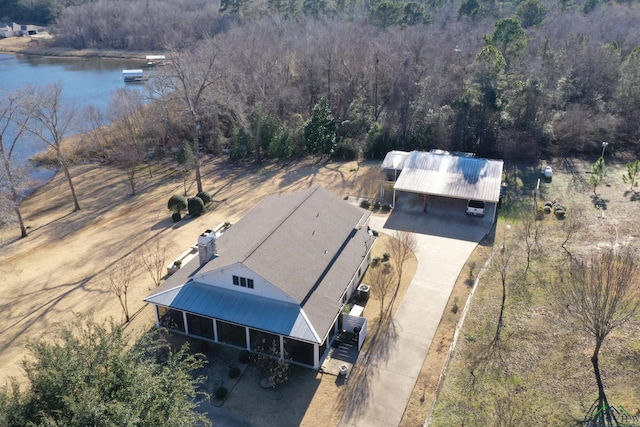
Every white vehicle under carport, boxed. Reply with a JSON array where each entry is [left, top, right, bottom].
[[466, 200, 485, 216]]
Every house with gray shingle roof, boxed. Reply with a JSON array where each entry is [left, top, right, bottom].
[[145, 186, 375, 369]]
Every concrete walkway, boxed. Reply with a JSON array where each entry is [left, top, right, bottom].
[[339, 199, 491, 427]]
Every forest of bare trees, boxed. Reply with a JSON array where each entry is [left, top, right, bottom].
[[4, 0, 640, 167]]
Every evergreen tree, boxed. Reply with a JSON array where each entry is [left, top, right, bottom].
[[304, 97, 336, 156], [0, 316, 209, 427]]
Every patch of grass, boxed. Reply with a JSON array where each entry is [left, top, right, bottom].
[[429, 161, 640, 426]]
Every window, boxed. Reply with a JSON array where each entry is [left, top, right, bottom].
[[232, 275, 254, 289], [157, 306, 185, 332]]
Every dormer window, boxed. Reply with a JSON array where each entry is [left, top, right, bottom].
[[232, 275, 254, 289]]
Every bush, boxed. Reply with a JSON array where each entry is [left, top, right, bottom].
[[172, 212, 182, 222], [331, 144, 356, 161], [382, 253, 390, 262], [371, 256, 381, 267], [168, 194, 187, 213], [239, 350, 251, 364], [381, 203, 392, 212], [373, 201, 381, 210], [268, 128, 294, 160], [535, 206, 545, 220], [214, 386, 228, 400], [554, 205, 567, 218], [360, 200, 371, 209], [188, 197, 205, 217], [229, 366, 241, 379], [196, 191, 212, 206]]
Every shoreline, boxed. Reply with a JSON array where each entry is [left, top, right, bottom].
[[0, 35, 150, 60]]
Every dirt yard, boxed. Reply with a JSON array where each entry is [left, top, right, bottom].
[[0, 155, 422, 426]]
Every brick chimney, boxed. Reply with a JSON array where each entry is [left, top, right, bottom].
[[197, 229, 217, 265]]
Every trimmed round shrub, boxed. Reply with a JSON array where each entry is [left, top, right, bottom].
[[215, 386, 228, 400], [188, 196, 205, 217], [168, 194, 187, 213], [196, 191, 212, 206], [360, 200, 371, 209], [239, 350, 251, 364], [229, 366, 241, 379], [171, 212, 182, 222], [373, 201, 381, 210]]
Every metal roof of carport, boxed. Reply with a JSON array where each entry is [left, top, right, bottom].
[[381, 150, 410, 170], [393, 151, 504, 203]]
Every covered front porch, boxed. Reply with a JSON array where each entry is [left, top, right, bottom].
[[153, 305, 333, 369]]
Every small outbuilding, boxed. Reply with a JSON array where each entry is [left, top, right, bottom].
[[383, 150, 504, 223]]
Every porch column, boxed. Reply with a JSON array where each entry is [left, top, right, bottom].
[[212, 319, 219, 342], [314, 344, 320, 369], [182, 311, 189, 335], [245, 327, 251, 350], [153, 305, 160, 327], [279, 336, 285, 360]]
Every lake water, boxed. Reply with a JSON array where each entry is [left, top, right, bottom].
[[0, 53, 144, 190], [0, 53, 144, 162]]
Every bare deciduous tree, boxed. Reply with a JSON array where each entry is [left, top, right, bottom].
[[561, 214, 582, 258], [25, 82, 81, 212], [369, 262, 397, 322], [0, 89, 36, 238], [385, 230, 417, 303], [139, 238, 168, 287], [107, 89, 150, 196], [558, 247, 640, 426], [161, 40, 221, 194], [108, 258, 136, 323], [491, 235, 517, 345]]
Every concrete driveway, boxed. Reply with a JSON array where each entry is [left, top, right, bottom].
[[339, 196, 492, 427]]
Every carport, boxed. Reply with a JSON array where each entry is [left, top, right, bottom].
[[385, 150, 504, 224]]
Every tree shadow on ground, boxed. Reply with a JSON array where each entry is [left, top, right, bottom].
[[335, 317, 398, 423], [561, 158, 591, 193], [278, 158, 321, 189]]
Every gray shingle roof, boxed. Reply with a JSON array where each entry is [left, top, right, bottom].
[[393, 151, 504, 202], [145, 186, 374, 344]]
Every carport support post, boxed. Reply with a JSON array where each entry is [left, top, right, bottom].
[[422, 194, 428, 212], [492, 201, 497, 224], [393, 188, 397, 209]]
